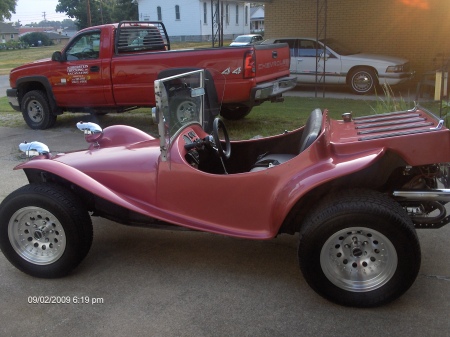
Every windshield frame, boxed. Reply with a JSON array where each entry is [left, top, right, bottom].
[[153, 69, 205, 162]]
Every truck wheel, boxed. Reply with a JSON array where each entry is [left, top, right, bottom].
[[21, 90, 57, 130], [170, 97, 199, 125], [349, 68, 378, 94], [0, 183, 93, 278], [220, 105, 252, 120], [298, 189, 420, 307]]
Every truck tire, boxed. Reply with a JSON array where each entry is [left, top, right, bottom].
[[21, 90, 57, 130], [220, 105, 252, 120], [348, 67, 378, 94], [298, 189, 420, 307], [0, 183, 93, 278], [170, 96, 200, 126]]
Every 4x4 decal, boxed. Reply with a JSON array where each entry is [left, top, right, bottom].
[[221, 67, 241, 75]]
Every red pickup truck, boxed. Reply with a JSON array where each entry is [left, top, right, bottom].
[[6, 21, 296, 130]]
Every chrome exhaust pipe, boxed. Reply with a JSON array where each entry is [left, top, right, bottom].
[[393, 189, 450, 202], [393, 189, 450, 228]]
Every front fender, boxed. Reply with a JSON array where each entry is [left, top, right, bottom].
[[272, 147, 386, 228], [16, 76, 59, 114], [15, 159, 160, 218]]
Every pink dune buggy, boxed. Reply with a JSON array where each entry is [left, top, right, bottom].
[[1, 70, 450, 307]]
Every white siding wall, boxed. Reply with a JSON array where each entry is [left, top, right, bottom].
[[137, 0, 250, 39]]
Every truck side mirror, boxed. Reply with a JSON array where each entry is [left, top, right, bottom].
[[51, 51, 63, 62]]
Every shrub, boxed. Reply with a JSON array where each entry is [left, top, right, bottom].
[[20, 33, 54, 47]]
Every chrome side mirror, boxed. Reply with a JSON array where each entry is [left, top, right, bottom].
[[77, 121, 103, 144], [19, 141, 50, 158]]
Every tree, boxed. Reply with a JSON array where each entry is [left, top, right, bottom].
[[0, 0, 17, 21], [112, 0, 138, 22], [56, 0, 138, 30]]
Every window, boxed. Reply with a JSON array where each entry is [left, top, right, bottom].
[[275, 39, 298, 57], [66, 31, 101, 60], [157, 6, 162, 21], [299, 40, 320, 57], [226, 4, 229, 25], [203, 3, 207, 24], [235, 5, 239, 24], [245, 6, 248, 26], [175, 5, 180, 20]]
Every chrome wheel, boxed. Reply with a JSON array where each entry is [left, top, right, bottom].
[[8, 206, 66, 265], [175, 100, 198, 124], [0, 184, 93, 278], [320, 227, 397, 292], [26, 99, 45, 123], [21, 90, 56, 130], [350, 68, 376, 94]]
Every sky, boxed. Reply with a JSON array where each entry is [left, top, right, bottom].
[[9, 0, 70, 25]]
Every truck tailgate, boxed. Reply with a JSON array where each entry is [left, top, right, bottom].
[[254, 43, 291, 83]]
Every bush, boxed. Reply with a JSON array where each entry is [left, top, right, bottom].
[[20, 33, 53, 47], [0, 40, 29, 50]]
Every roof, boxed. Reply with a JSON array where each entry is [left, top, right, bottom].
[[44, 32, 70, 40], [0, 22, 19, 34]]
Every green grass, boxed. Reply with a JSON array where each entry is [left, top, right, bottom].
[[0, 96, 396, 140], [0, 46, 57, 75], [224, 97, 381, 139]]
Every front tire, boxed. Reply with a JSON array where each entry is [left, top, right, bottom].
[[0, 184, 93, 278], [21, 90, 57, 130], [298, 189, 420, 307]]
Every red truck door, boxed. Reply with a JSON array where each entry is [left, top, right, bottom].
[[50, 30, 111, 107]]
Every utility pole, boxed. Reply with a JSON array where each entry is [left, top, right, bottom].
[[87, 0, 92, 27], [42, 12, 47, 22]]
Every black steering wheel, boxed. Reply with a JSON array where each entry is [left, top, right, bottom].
[[212, 118, 231, 160]]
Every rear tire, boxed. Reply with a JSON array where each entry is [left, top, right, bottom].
[[170, 96, 199, 125], [220, 105, 252, 120], [0, 184, 93, 278], [21, 90, 57, 130], [298, 189, 421, 307]]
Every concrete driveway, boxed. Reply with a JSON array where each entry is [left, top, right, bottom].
[[0, 126, 449, 337]]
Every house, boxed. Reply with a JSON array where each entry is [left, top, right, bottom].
[[19, 27, 56, 35], [43, 32, 71, 46], [0, 22, 19, 43], [250, 5, 264, 34], [135, 0, 251, 41]]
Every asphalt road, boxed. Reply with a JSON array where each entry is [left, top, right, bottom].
[[0, 75, 9, 98], [0, 126, 449, 337]]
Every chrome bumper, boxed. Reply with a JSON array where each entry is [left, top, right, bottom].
[[252, 75, 297, 101], [7, 88, 20, 111]]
